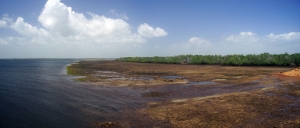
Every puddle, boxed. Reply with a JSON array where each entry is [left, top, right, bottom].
[[223, 81, 260, 89], [108, 78, 127, 80], [172, 99, 188, 103], [142, 91, 167, 97], [234, 76, 242, 79], [92, 71, 272, 106], [171, 94, 225, 103], [94, 74, 123, 78], [161, 76, 182, 79], [107, 77, 154, 82], [94, 71, 122, 78], [129, 77, 154, 81], [95, 71, 154, 82], [184, 81, 216, 86], [212, 79, 227, 81], [97, 71, 118, 74]]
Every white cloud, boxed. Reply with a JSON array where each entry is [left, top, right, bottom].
[[0, 36, 26, 45], [0, 14, 13, 28], [188, 37, 211, 46], [12, 17, 50, 38], [36, 0, 145, 43], [0, 0, 170, 57], [266, 32, 300, 42], [166, 37, 212, 55], [0, 20, 7, 28], [226, 31, 259, 43], [0, 0, 171, 47], [221, 31, 300, 55], [225, 31, 300, 44], [138, 23, 167, 38], [0, 37, 8, 45], [109, 9, 129, 20], [1, 0, 298, 57]]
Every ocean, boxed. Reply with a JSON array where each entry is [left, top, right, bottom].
[[0, 59, 141, 128]]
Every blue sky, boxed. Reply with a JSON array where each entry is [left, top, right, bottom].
[[0, 0, 299, 58]]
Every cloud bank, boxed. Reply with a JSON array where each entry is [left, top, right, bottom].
[[266, 32, 300, 42], [226, 31, 300, 43], [226, 32, 259, 43], [0, 0, 168, 46]]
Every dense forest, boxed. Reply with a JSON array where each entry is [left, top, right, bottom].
[[117, 53, 300, 66]]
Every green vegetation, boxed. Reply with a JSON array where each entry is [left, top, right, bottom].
[[117, 53, 300, 66]]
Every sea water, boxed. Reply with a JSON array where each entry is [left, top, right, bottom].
[[0, 59, 140, 128]]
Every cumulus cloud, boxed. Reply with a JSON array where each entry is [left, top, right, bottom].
[[0, 36, 26, 45], [165, 37, 213, 55], [37, 0, 145, 43], [12, 17, 50, 38], [0, 14, 13, 28], [188, 37, 211, 46], [0, 0, 171, 57], [138, 23, 167, 38], [225, 31, 300, 44], [221, 31, 300, 54], [0, 0, 171, 47], [109, 9, 129, 20], [226, 31, 259, 43], [266, 32, 300, 42], [0, 15, 52, 45]]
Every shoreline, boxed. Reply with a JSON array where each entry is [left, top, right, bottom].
[[67, 60, 300, 127]]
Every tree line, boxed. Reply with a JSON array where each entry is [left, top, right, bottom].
[[117, 53, 300, 66]]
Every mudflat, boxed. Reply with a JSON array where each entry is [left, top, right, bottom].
[[68, 60, 300, 127]]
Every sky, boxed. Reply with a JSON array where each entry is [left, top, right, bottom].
[[0, 0, 299, 58]]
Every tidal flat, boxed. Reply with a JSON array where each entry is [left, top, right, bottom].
[[67, 60, 300, 127]]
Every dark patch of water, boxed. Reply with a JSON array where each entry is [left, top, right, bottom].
[[0, 59, 144, 128], [223, 81, 260, 89], [160, 75, 182, 79], [142, 91, 167, 97], [129, 77, 154, 81], [125, 80, 267, 103], [184, 81, 216, 86]]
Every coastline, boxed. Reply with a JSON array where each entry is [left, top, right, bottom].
[[67, 60, 300, 127]]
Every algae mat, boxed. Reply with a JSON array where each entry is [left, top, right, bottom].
[[68, 60, 300, 127]]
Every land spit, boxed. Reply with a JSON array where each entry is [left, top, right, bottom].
[[67, 60, 300, 127]]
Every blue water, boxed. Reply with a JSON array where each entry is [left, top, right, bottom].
[[0, 59, 140, 128], [1, 59, 252, 127]]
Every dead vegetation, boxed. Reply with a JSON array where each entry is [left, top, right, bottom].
[[67, 60, 300, 127], [282, 67, 300, 76], [67, 60, 294, 86]]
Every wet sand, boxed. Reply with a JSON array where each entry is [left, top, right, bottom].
[[67, 60, 300, 127]]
